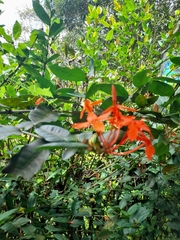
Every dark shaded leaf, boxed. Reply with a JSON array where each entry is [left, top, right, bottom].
[[0, 125, 21, 140], [35, 125, 70, 142], [33, 0, 50, 26], [170, 57, 180, 66], [29, 105, 59, 125], [49, 21, 64, 37], [49, 65, 86, 82], [0, 223, 19, 236], [2, 139, 50, 180]]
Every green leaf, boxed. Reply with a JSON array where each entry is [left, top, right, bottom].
[[47, 54, 59, 63], [170, 57, 180, 66], [167, 221, 180, 231], [49, 21, 64, 37], [149, 81, 174, 96], [0, 95, 37, 108], [29, 105, 59, 125], [0, 125, 21, 140], [6, 85, 16, 97], [35, 125, 70, 142], [23, 64, 41, 77], [98, 229, 112, 239], [16, 121, 34, 131], [36, 142, 88, 150], [135, 94, 147, 107], [62, 148, 78, 160], [11, 217, 30, 227], [86, 83, 128, 101], [35, 76, 56, 93], [106, 29, 114, 41], [2, 139, 50, 180], [133, 70, 151, 87], [154, 142, 169, 156], [0, 208, 18, 223], [28, 84, 53, 97], [54, 234, 68, 240], [130, 206, 150, 224], [49, 65, 86, 82], [153, 77, 180, 84], [12, 20, 22, 40], [33, 0, 50, 26], [27, 192, 37, 208], [0, 222, 19, 236], [147, 95, 159, 105]]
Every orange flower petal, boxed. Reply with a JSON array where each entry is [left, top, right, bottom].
[[92, 121, 105, 132]]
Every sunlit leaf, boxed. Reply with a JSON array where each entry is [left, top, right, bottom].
[[29, 105, 59, 125], [2, 139, 50, 180], [135, 94, 147, 107], [49, 65, 86, 82], [133, 70, 151, 87], [35, 125, 70, 142], [12, 21, 22, 40], [106, 29, 114, 41]]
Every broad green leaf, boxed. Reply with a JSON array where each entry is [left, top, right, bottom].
[[154, 142, 169, 156], [47, 54, 59, 63], [0, 27, 13, 42], [170, 57, 180, 66], [99, 20, 110, 28], [12, 20, 22, 40], [21, 224, 36, 236], [35, 125, 70, 142], [0, 125, 21, 140], [2, 139, 50, 180], [11, 217, 30, 227], [49, 65, 86, 82], [0, 222, 19, 235], [0, 208, 18, 223], [23, 64, 41, 77], [127, 204, 139, 215], [86, 83, 128, 101], [35, 76, 56, 93], [97, 229, 112, 239], [27, 192, 36, 208], [162, 164, 178, 173], [153, 77, 180, 84], [133, 70, 151, 87], [28, 84, 53, 97], [33, 0, 50, 26], [49, 21, 64, 37], [29, 105, 59, 125], [54, 234, 68, 240], [6, 85, 16, 97], [135, 94, 147, 107], [106, 29, 114, 41], [0, 95, 38, 108], [149, 81, 174, 96], [167, 221, 180, 231], [130, 206, 150, 224], [147, 96, 159, 105], [62, 148, 78, 160], [36, 142, 88, 150]]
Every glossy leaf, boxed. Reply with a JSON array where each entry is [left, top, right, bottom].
[[149, 81, 174, 96], [0, 125, 21, 140], [0, 223, 19, 235], [49, 65, 86, 82], [12, 21, 22, 40], [33, 0, 50, 26], [106, 29, 114, 41], [35, 125, 70, 142], [29, 105, 59, 125], [133, 70, 151, 87], [2, 139, 50, 180]]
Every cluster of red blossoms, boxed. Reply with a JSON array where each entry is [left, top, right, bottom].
[[72, 85, 155, 160]]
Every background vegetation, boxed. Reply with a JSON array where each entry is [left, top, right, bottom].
[[0, 0, 180, 239]]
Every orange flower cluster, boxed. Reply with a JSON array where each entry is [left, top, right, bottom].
[[72, 85, 155, 160]]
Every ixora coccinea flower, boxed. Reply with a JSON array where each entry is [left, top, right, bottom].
[[72, 85, 155, 160]]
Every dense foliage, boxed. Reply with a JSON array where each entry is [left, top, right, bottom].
[[0, 0, 180, 239]]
